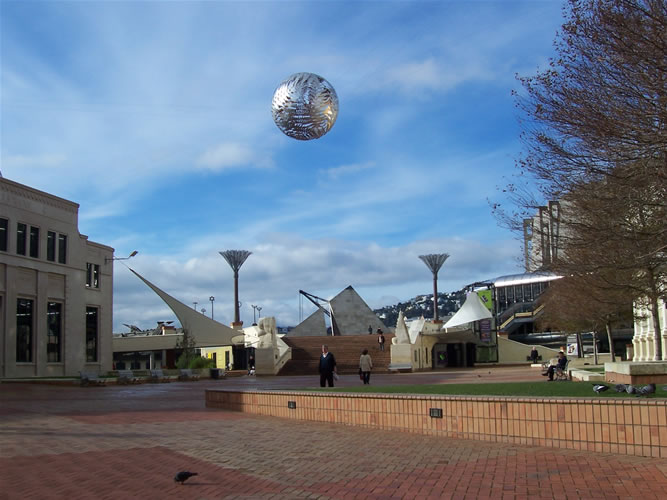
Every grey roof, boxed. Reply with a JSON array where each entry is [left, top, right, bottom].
[[491, 271, 562, 287]]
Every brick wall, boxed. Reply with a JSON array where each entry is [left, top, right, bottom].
[[206, 389, 667, 458]]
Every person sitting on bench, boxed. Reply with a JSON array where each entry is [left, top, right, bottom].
[[545, 351, 567, 381]]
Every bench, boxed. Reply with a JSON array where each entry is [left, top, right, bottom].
[[80, 371, 106, 387], [388, 363, 412, 373], [117, 369, 140, 384], [178, 368, 200, 381], [554, 360, 570, 381], [149, 369, 172, 383], [526, 355, 543, 362], [542, 360, 570, 381]]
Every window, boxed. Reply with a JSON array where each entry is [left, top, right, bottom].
[[16, 298, 34, 362], [29, 226, 39, 258], [0, 218, 7, 251], [86, 263, 100, 288], [86, 307, 98, 362], [532, 282, 541, 301], [58, 234, 67, 264], [16, 223, 27, 255], [524, 284, 533, 302], [515, 285, 523, 303], [47, 231, 56, 261], [47, 302, 62, 362]]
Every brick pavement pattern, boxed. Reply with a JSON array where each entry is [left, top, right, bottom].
[[2, 370, 667, 499]]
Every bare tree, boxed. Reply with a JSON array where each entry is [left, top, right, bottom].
[[494, 0, 666, 359]]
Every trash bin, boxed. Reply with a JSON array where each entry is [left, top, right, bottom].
[[210, 368, 222, 379]]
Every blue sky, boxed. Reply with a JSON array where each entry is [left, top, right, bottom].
[[1, 0, 564, 331]]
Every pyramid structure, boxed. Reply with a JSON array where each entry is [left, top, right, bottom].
[[288, 285, 387, 336]]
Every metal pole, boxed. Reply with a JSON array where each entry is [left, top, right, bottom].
[[210, 296, 215, 320], [432, 274, 439, 322]]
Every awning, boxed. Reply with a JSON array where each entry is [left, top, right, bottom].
[[443, 292, 492, 329]]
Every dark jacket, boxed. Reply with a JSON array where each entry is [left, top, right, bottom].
[[319, 353, 336, 375]]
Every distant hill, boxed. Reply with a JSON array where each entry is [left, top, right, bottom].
[[373, 289, 467, 328]]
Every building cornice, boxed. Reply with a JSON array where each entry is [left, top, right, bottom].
[[0, 177, 79, 214]]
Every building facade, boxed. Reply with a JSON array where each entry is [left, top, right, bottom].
[[0, 177, 114, 378]]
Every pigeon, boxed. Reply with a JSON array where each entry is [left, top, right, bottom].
[[625, 384, 637, 394], [636, 383, 656, 397], [174, 471, 198, 484], [593, 384, 609, 394], [614, 384, 627, 393]]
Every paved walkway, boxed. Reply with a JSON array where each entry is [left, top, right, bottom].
[[1, 368, 666, 499]]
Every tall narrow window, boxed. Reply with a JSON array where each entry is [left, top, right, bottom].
[[58, 234, 67, 264], [86, 263, 101, 288], [16, 298, 34, 362], [0, 218, 8, 252], [16, 223, 27, 255], [47, 302, 62, 362], [47, 231, 56, 261], [29, 226, 39, 258], [86, 306, 98, 362]]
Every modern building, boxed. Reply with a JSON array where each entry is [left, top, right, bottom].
[[0, 177, 114, 378]]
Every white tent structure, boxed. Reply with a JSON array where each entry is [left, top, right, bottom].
[[443, 292, 492, 329]]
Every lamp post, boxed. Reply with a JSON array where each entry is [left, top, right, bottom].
[[251, 304, 262, 325], [419, 253, 450, 323], [220, 250, 252, 328], [209, 296, 215, 320], [193, 301, 198, 311], [105, 250, 138, 264]]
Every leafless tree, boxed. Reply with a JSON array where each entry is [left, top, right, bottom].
[[493, 0, 666, 359]]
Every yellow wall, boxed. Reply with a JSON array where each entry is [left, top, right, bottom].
[[201, 346, 234, 369]]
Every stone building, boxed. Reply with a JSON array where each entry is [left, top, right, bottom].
[[0, 177, 114, 377]]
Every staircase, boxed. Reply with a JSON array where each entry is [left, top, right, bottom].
[[279, 334, 394, 375]]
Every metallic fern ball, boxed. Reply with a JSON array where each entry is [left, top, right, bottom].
[[271, 72, 339, 140]]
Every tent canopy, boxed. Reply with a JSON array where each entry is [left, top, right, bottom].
[[443, 292, 492, 329]]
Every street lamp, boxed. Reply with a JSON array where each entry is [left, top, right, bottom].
[[419, 253, 450, 323], [209, 296, 215, 320], [193, 301, 198, 311], [105, 250, 138, 264], [220, 250, 252, 328], [251, 304, 261, 325]]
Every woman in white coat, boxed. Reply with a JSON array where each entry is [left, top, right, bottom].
[[359, 349, 373, 385]]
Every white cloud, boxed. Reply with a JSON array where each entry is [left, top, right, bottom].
[[1, 153, 67, 169], [196, 142, 274, 171], [319, 161, 375, 180]]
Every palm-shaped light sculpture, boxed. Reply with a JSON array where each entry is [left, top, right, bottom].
[[418, 253, 450, 323], [220, 250, 252, 327]]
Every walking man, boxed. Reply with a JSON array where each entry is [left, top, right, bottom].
[[319, 344, 337, 387], [377, 330, 385, 351]]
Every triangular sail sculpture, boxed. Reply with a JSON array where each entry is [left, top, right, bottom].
[[394, 310, 411, 344], [128, 268, 241, 346], [443, 292, 493, 329]]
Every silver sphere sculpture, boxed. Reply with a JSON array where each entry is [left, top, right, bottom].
[[271, 72, 339, 140]]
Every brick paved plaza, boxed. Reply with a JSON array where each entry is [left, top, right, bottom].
[[2, 369, 666, 499]]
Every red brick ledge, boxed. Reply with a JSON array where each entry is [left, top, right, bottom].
[[206, 389, 667, 458]]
